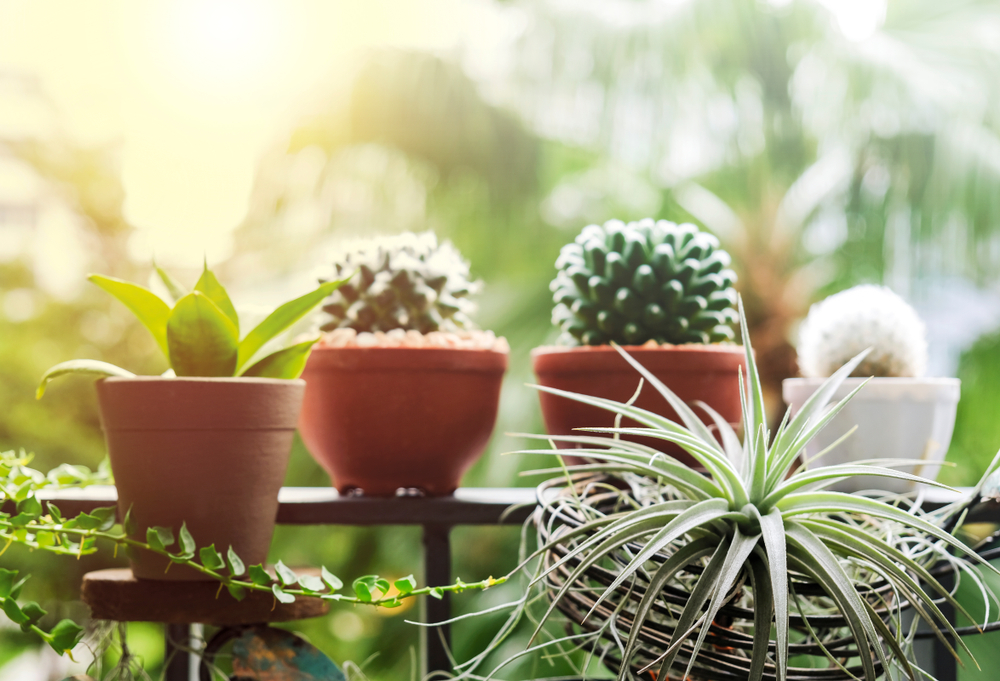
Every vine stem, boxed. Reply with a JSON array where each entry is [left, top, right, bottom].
[[0, 517, 505, 606]]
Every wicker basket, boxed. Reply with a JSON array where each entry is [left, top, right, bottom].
[[533, 476, 899, 681]]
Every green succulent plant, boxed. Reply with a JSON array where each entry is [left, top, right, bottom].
[[320, 231, 479, 334], [460, 300, 999, 681], [37, 263, 348, 397], [550, 218, 738, 346]]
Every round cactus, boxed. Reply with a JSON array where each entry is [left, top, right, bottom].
[[550, 218, 738, 346], [797, 284, 927, 378], [320, 232, 480, 334]]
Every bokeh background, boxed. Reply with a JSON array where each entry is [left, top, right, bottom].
[[2, 0, 1000, 678]]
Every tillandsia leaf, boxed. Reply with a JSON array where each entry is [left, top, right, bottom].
[[572, 419, 745, 506], [154, 263, 187, 303], [779, 491, 1000, 576], [762, 465, 958, 508], [737, 297, 766, 449], [681, 525, 760, 681], [528, 499, 694, 587], [240, 338, 320, 379], [801, 518, 972, 662], [236, 276, 350, 373], [652, 540, 729, 678], [766, 376, 872, 488], [589, 498, 735, 617], [512, 433, 723, 498], [693, 400, 743, 468], [766, 348, 871, 487], [36, 360, 135, 399], [167, 291, 238, 377], [617, 537, 717, 681], [747, 553, 774, 681], [758, 508, 788, 681], [785, 523, 885, 681], [194, 264, 239, 333], [609, 342, 719, 446], [89, 274, 172, 359]]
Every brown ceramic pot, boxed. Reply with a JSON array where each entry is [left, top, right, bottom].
[[299, 346, 508, 497], [531, 345, 745, 466], [96, 377, 304, 581]]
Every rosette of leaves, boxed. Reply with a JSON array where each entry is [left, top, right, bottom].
[[473, 300, 999, 681], [319, 231, 480, 334], [550, 218, 738, 346], [37, 263, 348, 396]]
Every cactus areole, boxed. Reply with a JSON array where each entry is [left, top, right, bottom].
[[550, 219, 738, 346]]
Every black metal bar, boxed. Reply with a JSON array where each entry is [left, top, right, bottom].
[[931, 571, 958, 681], [422, 523, 453, 676], [164, 624, 193, 681]]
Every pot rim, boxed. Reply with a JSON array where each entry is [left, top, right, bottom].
[[782, 376, 960, 402], [531, 343, 743, 357], [305, 344, 509, 372], [100, 376, 305, 386]]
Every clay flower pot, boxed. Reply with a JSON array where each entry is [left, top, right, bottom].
[[531, 345, 745, 466], [782, 377, 961, 493], [96, 377, 305, 581], [298, 346, 508, 497]]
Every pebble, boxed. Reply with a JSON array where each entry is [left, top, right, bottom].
[[318, 328, 509, 352]]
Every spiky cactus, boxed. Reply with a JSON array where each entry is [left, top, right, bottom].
[[550, 219, 738, 345], [320, 232, 480, 334], [797, 284, 927, 378]]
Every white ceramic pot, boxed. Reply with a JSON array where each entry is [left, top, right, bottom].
[[781, 377, 961, 494]]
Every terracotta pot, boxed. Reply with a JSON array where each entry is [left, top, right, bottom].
[[299, 346, 508, 497], [783, 377, 961, 493], [96, 377, 304, 581], [531, 345, 745, 466]]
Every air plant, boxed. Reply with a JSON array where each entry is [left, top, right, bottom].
[[457, 299, 999, 681]]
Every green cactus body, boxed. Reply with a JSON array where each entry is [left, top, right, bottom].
[[551, 219, 737, 345], [320, 232, 479, 334]]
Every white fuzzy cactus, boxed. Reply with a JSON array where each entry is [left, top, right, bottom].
[[797, 285, 928, 378]]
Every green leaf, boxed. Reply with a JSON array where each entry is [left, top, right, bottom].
[[1, 598, 26, 624], [353, 575, 377, 602], [394, 575, 416, 596], [240, 338, 320, 379], [299, 574, 325, 592], [226, 583, 247, 601], [380, 599, 402, 608], [16, 495, 41, 519], [91, 506, 116, 532], [274, 561, 298, 587], [758, 508, 789, 681], [272, 584, 295, 604], [89, 274, 172, 359], [194, 264, 239, 333], [248, 564, 272, 586], [167, 291, 239, 377], [236, 277, 349, 372], [178, 523, 196, 556], [146, 526, 174, 552], [19, 601, 46, 631], [154, 263, 187, 303], [199, 545, 225, 571], [46, 619, 84, 654], [123, 506, 137, 537], [428, 587, 444, 600], [227, 546, 245, 577], [46, 503, 62, 523], [321, 567, 343, 591], [47, 619, 84, 654], [36, 360, 135, 399]]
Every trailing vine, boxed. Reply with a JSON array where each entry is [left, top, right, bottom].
[[0, 449, 504, 658]]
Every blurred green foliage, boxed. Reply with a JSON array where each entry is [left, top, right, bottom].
[[2, 0, 1000, 678]]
